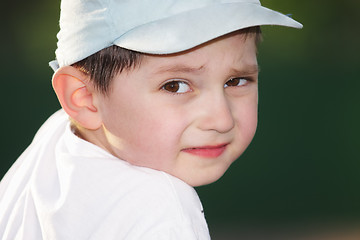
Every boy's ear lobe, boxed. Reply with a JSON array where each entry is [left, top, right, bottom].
[[52, 66, 102, 130]]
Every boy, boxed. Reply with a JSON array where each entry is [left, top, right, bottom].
[[0, 0, 302, 239]]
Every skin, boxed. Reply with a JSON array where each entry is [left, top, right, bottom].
[[83, 32, 259, 187]]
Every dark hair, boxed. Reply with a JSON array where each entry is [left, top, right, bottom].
[[72, 26, 262, 95], [72, 46, 143, 94]]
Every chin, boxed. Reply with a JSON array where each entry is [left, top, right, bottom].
[[183, 168, 228, 187]]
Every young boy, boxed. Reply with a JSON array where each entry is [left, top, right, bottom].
[[0, 0, 302, 239]]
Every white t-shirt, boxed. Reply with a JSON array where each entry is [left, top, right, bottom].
[[0, 110, 210, 240]]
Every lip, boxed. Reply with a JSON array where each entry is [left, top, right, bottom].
[[182, 143, 228, 158]]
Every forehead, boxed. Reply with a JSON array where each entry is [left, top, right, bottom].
[[141, 32, 258, 75]]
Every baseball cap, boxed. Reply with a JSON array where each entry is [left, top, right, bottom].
[[49, 0, 302, 71]]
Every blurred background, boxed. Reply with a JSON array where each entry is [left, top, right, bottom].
[[1, 0, 359, 239]]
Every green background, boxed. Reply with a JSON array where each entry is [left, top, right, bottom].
[[1, 0, 359, 237]]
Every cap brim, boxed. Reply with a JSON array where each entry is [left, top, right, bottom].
[[113, 2, 303, 54]]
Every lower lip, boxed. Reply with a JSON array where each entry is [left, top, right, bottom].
[[182, 144, 227, 158]]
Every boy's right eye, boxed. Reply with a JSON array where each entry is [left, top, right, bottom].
[[161, 80, 191, 94]]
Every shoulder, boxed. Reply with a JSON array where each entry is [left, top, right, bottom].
[[47, 158, 209, 239], [0, 109, 210, 239], [91, 167, 209, 239], [74, 163, 201, 221]]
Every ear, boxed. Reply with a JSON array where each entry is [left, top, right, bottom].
[[52, 66, 102, 130]]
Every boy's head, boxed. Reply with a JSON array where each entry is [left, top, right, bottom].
[[51, 0, 302, 186]]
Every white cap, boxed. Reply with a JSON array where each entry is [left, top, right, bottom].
[[50, 0, 302, 70]]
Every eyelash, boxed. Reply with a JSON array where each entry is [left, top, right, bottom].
[[161, 77, 253, 94], [161, 80, 192, 94], [224, 77, 252, 88]]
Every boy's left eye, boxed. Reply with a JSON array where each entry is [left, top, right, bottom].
[[224, 78, 248, 88]]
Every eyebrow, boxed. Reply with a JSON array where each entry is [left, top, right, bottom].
[[230, 64, 260, 75], [153, 64, 205, 75], [152, 63, 259, 76]]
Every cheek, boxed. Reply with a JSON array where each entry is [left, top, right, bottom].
[[129, 111, 189, 169], [103, 99, 188, 167], [139, 107, 190, 148], [235, 94, 258, 142], [245, 106, 258, 140]]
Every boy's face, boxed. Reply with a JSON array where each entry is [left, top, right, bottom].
[[95, 32, 258, 186]]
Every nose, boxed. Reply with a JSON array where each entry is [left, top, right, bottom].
[[197, 91, 235, 133]]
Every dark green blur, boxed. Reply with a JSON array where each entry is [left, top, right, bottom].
[[1, 0, 359, 235]]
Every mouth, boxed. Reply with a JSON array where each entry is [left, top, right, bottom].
[[182, 143, 228, 158]]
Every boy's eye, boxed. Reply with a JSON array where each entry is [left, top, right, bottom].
[[162, 81, 191, 93], [224, 78, 248, 88]]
